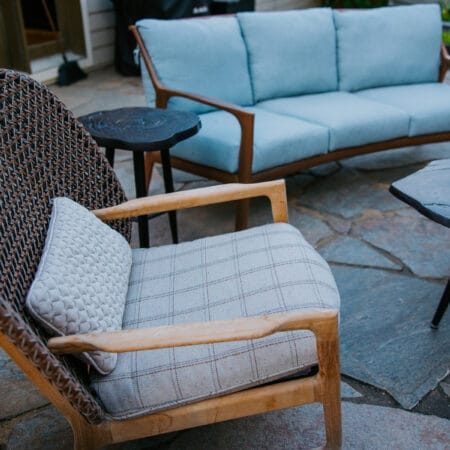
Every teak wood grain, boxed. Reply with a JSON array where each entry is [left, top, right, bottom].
[[48, 309, 338, 354], [93, 180, 288, 224]]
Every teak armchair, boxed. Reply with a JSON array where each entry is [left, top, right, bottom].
[[0, 69, 341, 449]]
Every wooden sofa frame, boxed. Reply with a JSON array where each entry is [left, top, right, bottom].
[[131, 23, 450, 229], [2, 181, 342, 450]]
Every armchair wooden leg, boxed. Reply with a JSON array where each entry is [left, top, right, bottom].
[[71, 420, 111, 450], [316, 320, 342, 449], [235, 198, 249, 230]]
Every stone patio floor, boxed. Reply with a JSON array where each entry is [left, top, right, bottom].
[[1, 67, 449, 449]]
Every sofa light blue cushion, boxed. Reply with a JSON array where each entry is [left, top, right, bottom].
[[136, 17, 253, 114], [257, 92, 410, 150], [171, 108, 329, 174], [358, 83, 450, 137], [334, 5, 442, 92], [238, 9, 337, 102]]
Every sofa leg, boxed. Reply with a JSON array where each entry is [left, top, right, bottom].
[[235, 198, 249, 230]]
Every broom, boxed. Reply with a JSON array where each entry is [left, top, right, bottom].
[[42, 0, 87, 86]]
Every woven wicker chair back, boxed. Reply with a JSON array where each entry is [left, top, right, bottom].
[[0, 69, 131, 424]]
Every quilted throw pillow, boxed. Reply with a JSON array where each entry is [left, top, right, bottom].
[[26, 197, 132, 375]]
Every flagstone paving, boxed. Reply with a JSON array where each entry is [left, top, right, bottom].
[[0, 67, 449, 449]]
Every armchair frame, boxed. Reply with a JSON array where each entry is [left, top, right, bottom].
[[131, 23, 450, 230], [1, 181, 342, 449]]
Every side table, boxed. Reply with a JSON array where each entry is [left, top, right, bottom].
[[79, 107, 200, 247], [390, 159, 450, 329]]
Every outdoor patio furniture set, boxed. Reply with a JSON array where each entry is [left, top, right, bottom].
[[0, 69, 341, 449], [0, 4, 449, 450], [132, 4, 450, 229]]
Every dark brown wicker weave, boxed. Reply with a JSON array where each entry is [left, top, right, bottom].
[[0, 69, 131, 424]]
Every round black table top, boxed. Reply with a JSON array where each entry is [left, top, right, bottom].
[[390, 158, 450, 228], [78, 107, 201, 152]]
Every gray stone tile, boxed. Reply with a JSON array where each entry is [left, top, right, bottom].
[[288, 208, 334, 247], [285, 172, 316, 192], [353, 214, 450, 278], [333, 265, 449, 409], [0, 351, 48, 420], [341, 381, 363, 399], [297, 168, 402, 219], [321, 213, 352, 234], [342, 142, 450, 170], [6, 406, 72, 450], [307, 161, 340, 177], [320, 236, 401, 270], [440, 381, 450, 398], [164, 402, 450, 450]]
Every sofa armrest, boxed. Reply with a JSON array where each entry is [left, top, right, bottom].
[[92, 180, 288, 223], [439, 42, 450, 82], [48, 309, 338, 355], [130, 24, 255, 181]]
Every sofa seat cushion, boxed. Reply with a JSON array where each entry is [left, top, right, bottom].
[[237, 8, 337, 102], [334, 5, 442, 92], [26, 198, 132, 375], [357, 83, 450, 137], [136, 16, 253, 115], [90, 223, 340, 419], [257, 92, 410, 151], [170, 108, 329, 174]]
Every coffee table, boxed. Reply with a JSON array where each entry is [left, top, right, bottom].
[[79, 107, 200, 247], [390, 159, 450, 328]]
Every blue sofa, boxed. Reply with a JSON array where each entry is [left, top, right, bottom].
[[132, 5, 450, 227]]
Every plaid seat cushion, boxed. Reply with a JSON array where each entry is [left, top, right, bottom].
[[90, 223, 340, 420]]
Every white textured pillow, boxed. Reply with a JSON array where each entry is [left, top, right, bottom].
[[26, 197, 132, 375]]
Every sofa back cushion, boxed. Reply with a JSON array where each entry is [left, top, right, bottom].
[[334, 5, 442, 92], [238, 9, 337, 103], [136, 16, 254, 114]]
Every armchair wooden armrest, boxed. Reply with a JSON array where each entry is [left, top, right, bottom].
[[93, 180, 288, 223], [439, 42, 450, 81], [48, 309, 338, 355]]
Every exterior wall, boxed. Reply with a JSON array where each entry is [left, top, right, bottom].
[[87, 0, 115, 68], [255, 0, 323, 10]]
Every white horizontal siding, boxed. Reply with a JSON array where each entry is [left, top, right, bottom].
[[87, 0, 115, 67], [89, 10, 115, 31], [255, 0, 322, 10], [92, 44, 114, 66], [88, 0, 113, 14], [90, 28, 115, 48]]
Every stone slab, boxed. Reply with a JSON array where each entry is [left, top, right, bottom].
[[6, 406, 72, 450], [164, 402, 450, 450], [297, 168, 402, 219], [0, 351, 48, 420], [4, 401, 449, 450], [441, 381, 450, 398], [288, 209, 334, 247], [320, 236, 401, 270], [354, 214, 450, 278], [342, 142, 450, 170], [341, 382, 363, 399], [333, 265, 450, 409]]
